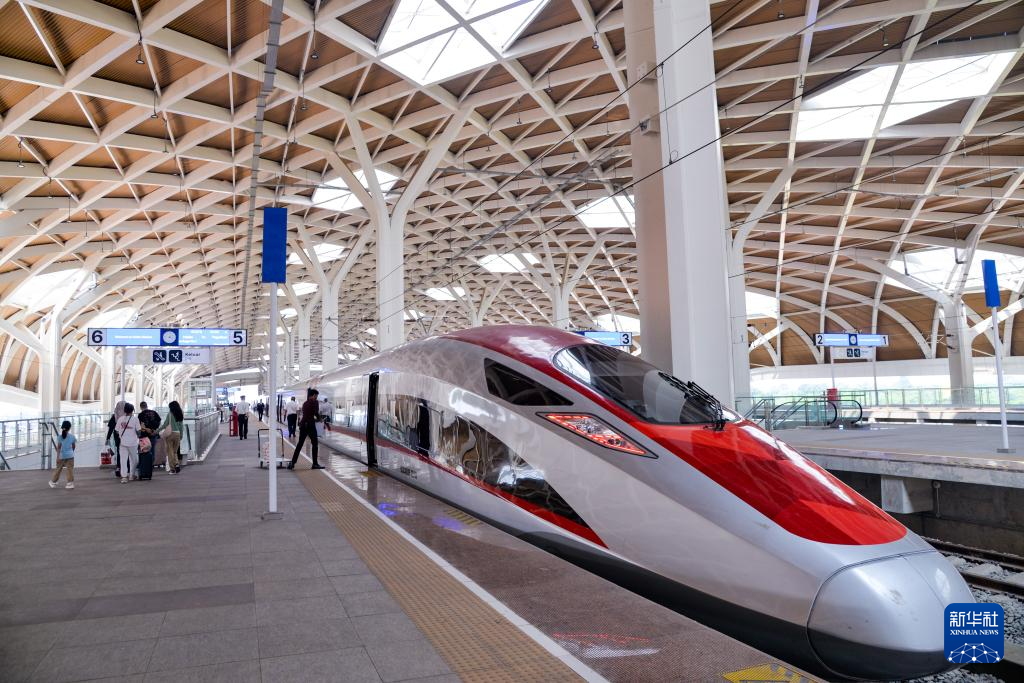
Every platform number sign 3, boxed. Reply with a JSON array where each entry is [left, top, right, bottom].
[[620, 332, 632, 346]]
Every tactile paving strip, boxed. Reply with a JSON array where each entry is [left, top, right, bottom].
[[298, 471, 585, 682]]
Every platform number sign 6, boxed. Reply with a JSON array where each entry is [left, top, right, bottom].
[[90, 329, 104, 346]]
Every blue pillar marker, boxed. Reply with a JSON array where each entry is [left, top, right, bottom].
[[262, 207, 287, 284], [981, 258, 1014, 453]]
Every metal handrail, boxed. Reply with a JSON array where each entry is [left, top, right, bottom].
[[755, 397, 866, 432]]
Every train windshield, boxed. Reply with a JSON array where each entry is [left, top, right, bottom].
[[554, 344, 735, 426]]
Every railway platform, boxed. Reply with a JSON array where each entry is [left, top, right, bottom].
[[782, 423, 1024, 488], [0, 422, 814, 683]]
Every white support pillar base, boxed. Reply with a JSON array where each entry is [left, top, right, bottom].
[[944, 299, 975, 406]]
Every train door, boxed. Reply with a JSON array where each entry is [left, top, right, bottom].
[[365, 372, 379, 468]]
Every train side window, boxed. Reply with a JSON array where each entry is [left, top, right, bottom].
[[484, 359, 572, 406]]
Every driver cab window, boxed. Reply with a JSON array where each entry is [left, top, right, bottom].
[[484, 359, 572, 406]]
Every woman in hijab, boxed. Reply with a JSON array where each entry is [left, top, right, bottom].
[[106, 401, 126, 478]]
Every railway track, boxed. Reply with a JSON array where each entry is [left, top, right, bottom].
[[924, 537, 1024, 599]]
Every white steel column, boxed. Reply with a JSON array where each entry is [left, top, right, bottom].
[[39, 313, 62, 418], [376, 215, 404, 350], [100, 347, 115, 413], [321, 282, 340, 371], [625, 0, 739, 403], [944, 298, 975, 405]]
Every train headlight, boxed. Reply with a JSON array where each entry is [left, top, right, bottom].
[[542, 413, 646, 455]]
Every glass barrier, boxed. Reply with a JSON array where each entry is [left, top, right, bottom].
[[181, 411, 220, 462], [739, 386, 1024, 412]]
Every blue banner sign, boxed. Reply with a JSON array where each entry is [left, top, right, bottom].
[[578, 330, 633, 347], [814, 332, 888, 347], [88, 328, 246, 347], [982, 259, 1001, 308], [262, 207, 287, 284]]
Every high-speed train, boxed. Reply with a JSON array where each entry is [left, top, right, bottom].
[[282, 325, 973, 680]]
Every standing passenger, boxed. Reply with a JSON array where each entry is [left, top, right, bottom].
[[288, 389, 322, 470], [285, 396, 299, 438], [116, 403, 141, 483], [49, 420, 77, 489], [160, 400, 184, 474], [106, 401, 125, 477], [136, 401, 161, 480], [256, 401, 265, 422], [236, 395, 250, 440]]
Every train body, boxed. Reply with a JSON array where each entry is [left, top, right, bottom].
[[282, 325, 972, 680]]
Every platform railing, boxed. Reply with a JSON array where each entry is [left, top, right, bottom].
[[740, 386, 1024, 411], [744, 397, 863, 431]]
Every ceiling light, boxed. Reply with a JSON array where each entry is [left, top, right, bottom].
[[136, 38, 145, 65]]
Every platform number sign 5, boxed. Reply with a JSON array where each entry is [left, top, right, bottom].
[[233, 330, 245, 345]]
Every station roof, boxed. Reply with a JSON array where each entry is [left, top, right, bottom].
[[0, 0, 1022, 398]]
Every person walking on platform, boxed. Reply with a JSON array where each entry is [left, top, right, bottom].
[[288, 389, 322, 470], [106, 401, 125, 477], [116, 403, 141, 483], [160, 400, 184, 474], [236, 395, 250, 440], [49, 420, 77, 489], [256, 400, 265, 422], [136, 402, 161, 480], [321, 398, 333, 433], [285, 396, 299, 438]]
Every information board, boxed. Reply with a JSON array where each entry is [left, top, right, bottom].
[[124, 348, 211, 365], [88, 328, 246, 347], [814, 332, 888, 347], [831, 346, 875, 360], [578, 330, 633, 347]]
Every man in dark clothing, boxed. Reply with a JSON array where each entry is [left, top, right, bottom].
[[256, 401, 265, 422], [288, 389, 322, 470], [137, 401, 161, 480]]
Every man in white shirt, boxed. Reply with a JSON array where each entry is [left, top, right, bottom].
[[236, 396, 251, 440], [285, 396, 299, 438]]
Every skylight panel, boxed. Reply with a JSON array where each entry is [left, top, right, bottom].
[[579, 195, 635, 229], [424, 286, 466, 301], [478, 253, 540, 273], [745, 291, 779, 319], [86, 307, 136, 329], [797, 51, 1015, 141], [287, 243, 345, 266], [280, 307, 298, 318], [595, 313, 640, 334], [378, 0, 455, 53], [378, 0, 550, 85], [470, 0, 546, 50], [9, 268, 89, 311], [311, 170, 398, 213]]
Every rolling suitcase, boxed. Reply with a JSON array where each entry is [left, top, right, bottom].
[[137, 447, 154, 480]]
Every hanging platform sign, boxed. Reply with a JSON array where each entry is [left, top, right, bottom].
[[124, 348, 211, 365], [815, 332, 888, 347], [88, 328, 246, 347], [577, 330, 633, 347]]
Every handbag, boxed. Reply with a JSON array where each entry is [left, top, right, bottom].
[[138, 436, 151, 453], [160, 426, 172, 438]]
